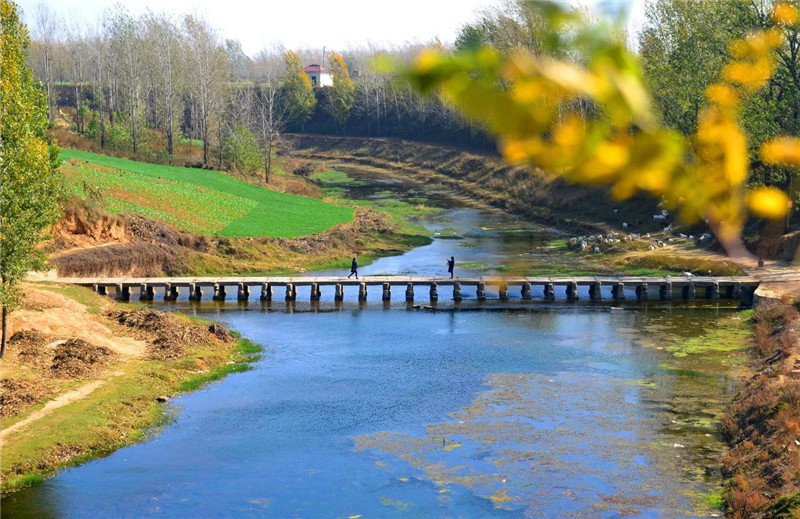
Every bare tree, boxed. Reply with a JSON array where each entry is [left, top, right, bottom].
[[107, 7, 144, 154], [184, 14, 228, 166], [143, 12, 184, 162], [64, 17, 88, 132], [32, 3, 60, 122], [254, 57, 288, 184]]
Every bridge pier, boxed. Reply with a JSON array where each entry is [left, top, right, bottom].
[[567, 281, 578, 301], [310, 283, 321, 301], [405, 283, 414, 302], [116, 283, 131, 302], [499, 283, 509, 300], [707, 282, 720, 299], [682, 283, 696, 299], [238, 283, 250, 302], [477, 282, 486, 301], [636, 283, 648, 300], [544, 283, 555, 300], [189, 283, 202, 301], [742, 286, 756, 306], [139, 283, 154, 302], [382, 283, 391, 301], [260, 283, 272, 301], [164, 283, 179, 301], [589, 282, 601, 300], [335, 283, 344, 301], [93, 284, 107, 296], [612, 282, 625, 301], [521, 282, 531, 300], [285, 284, 296, 301], [659, 282, 672, 300], [213, 283, 226, 301], [430, 282, 439, 301], [358, 283, 367, 301], [453, 282, 462, 301]]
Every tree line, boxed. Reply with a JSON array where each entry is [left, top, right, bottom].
[[26, 4, 496, 178], [23, 0, 800, 209]]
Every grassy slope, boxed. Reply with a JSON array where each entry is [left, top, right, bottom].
[[61, 149, 353, 238]]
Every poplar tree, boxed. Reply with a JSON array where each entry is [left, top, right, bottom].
[[0, 0, 63, 356], [326, 52, 355, 132], [282, 51, 316, 129]]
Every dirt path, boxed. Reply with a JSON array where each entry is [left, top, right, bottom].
[[0, 377, 115, 441], [11, 286, 147, 358], [2, 287, 147, 441]]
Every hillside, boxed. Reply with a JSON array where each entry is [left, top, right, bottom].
[[287, 134, 663, 235], [60, 149, 353, 238]]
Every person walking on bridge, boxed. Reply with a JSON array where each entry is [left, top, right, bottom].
[[348, 256, 358, 279], [447, 256, 455, 279]]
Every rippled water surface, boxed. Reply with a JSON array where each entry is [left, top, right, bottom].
[[1, 165, 750, 518], [2, 301, 747, 518]]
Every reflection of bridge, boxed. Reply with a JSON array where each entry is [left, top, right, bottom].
[[58, 276, 761, 304]]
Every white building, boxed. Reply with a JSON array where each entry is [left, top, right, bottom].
[[304, 64, 333, 87]]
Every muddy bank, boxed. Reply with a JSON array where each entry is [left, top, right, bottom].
[[722, 298, 800, 518], [48, 200, 426, 278]]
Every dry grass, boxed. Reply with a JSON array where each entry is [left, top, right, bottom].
[[53, 242, 188, 277], [50, 339, 115, 379], [722, 299, 800, 518], [105, 309, 228, 361], [0, 379, 54, 418]]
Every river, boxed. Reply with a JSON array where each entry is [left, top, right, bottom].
[[1, 165, 749, 518]]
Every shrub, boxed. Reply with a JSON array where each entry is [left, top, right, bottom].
[[222, 125, 262, 175]]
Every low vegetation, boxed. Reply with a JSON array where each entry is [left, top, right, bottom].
[[60, 149, 354, 238], [721, 298, 800, 518]]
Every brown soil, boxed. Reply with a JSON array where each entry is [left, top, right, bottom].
[[105, 308, 229, 361], [50, 339, 114, 378]]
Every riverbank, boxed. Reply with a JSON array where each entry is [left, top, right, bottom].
[[721, 296, 800, 518], [0, 283, 260, 493]]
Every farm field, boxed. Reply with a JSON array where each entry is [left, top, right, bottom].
[[60, 149, 353, 237]]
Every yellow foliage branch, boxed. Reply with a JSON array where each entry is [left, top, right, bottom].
[[404, 1, 799, 258]]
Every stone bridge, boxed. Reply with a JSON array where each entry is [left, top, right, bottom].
[[56, 276, 761, 304]]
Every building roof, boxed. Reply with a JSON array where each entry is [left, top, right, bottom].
[[304, 64, 330, 73]]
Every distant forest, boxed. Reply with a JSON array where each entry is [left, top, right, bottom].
[[25, 0, 800, 193]]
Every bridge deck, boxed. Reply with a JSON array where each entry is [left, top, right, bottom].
[[57, 275, 759, 288]]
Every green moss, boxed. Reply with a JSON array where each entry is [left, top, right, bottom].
[[311, 170, 367, 186], [664, 317, 752, 357]]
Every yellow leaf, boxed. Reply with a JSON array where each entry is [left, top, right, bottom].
[[760, 137, 800, 166], [774, 2, 799, 25], [413, 49, 442, 74], [705, 83, 739, 108], [747, 186, 790, 219]]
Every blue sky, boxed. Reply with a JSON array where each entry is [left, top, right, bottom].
[[18, 0, 646, 56]]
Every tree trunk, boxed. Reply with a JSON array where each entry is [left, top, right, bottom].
[[265, 137, 273, 184], [1, 304, 8, 358]]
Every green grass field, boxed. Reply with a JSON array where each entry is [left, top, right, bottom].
[[60, 149, 353, 237]]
